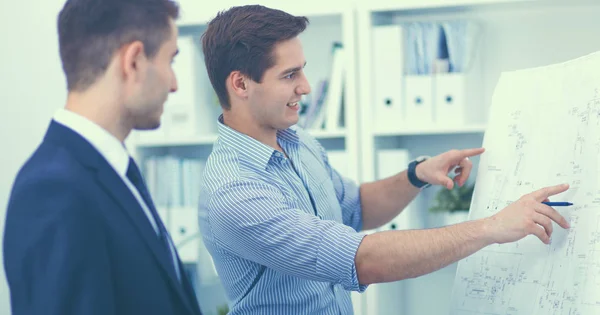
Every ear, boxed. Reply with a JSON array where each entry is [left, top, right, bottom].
[[227, 70, 249, 99], [119, 41, 147, 83]]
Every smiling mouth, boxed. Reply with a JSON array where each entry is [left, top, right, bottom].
[[287, 102, 298, 107]]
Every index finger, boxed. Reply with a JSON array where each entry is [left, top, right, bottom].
[[458, 148, 485, 159], [532, 184, 570, 202]]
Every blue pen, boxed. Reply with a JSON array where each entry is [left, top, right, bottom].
[[542, 202, 573, 206]]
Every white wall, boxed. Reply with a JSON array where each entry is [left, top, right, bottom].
[[0, 0, 67, 312], [480, 3, 600, 108]]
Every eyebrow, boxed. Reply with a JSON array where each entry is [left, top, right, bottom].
[[280, 61, 307, 76]]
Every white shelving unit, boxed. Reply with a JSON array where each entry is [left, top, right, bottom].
[[123, 0, 600, 314], [129, 1, 361, 167], [134, 134, 218, 148], [126, 2, 363, 314], [372, 124, 487, 136], [354, 0, 600, 314]]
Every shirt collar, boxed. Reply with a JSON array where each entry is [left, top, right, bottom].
[[52, 108, 130, 177], [216, 114, 299, 170]]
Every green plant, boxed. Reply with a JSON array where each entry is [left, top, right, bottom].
[[429, 183, 475, 213], [216, 304, 229, 315]]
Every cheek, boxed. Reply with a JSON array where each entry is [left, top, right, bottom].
[[152, 64, 172, 91], [270, 84, 292, 103], [161, 67, 172, 89]]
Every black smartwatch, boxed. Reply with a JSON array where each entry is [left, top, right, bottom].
[[407, 155, 430, 189]]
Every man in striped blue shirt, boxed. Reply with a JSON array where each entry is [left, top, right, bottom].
[[198, 5, 571, 314]]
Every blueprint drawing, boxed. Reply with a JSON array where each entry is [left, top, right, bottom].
[[450, 52, 600, 315]]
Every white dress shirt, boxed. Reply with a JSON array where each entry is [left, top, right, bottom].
[[53, 108, 181, 280]]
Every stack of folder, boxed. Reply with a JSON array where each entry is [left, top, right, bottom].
[[372, 20, 482, 132], [144, 156, 207, 264]]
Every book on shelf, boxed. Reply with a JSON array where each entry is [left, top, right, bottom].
[[299, 42, 346, 132], [143, 156, 205, 210]]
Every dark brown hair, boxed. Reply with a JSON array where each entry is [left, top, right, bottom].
[[201, 5, 309, 110], [57, 0, 180, 91]]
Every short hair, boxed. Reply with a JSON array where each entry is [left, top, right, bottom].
[[57, 0, 180, 92], [201, 5, 309, 110]]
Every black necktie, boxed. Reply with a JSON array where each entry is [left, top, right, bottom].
[[126, 157, 178, 277]]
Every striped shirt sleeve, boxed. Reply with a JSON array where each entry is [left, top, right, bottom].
[[206, 179, 367, 292], [314, 141, 364, 232]]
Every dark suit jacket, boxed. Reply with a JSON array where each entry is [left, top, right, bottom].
[[3, 121, 202, 315]]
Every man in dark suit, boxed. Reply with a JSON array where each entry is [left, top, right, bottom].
[[3, 0, 202, 314]]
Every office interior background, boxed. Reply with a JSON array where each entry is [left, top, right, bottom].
[[1, 0, 599, 314]]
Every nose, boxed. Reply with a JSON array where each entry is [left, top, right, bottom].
[[296, 72, 311, 95], [170, 73, 178, 93]]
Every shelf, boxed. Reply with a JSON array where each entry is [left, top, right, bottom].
[[373, 124, 486, 136], [365, 0, 538, 13], [134, 128, 347, 147], [364, 0, 600, 16], [135, 134, 219, 148], [176, 0, 349, 26]]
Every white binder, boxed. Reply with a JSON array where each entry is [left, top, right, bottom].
[[434, 72, 467, 126], [169, 207, 200, 263], [404, 75, 434, 128], [323, 45, 345, 131], [376, 149, 423, 231], [326, 150, 357, 183], [372, 25, 404, 132], [164, 36, 200, 137]]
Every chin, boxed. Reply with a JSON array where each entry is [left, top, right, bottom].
[[128, 104, 163, 130], [134, 119, 161, 131], [277, 120, 297, 130], [286, 115, 300, 127]]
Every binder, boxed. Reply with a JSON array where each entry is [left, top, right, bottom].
[[365, 149, 420, 315], [166, 156, 182, 208], [315, 43, 345, 131], [326, 150, 357, 183], [196, 238, 219, 285], [376, 149, 424, 231], [404, 75, 434, 127], [421, 22, 442, 75], [324, 43, 345, 131], [433, 72, 466, 126], [372, 25, 404, 132], [157, 208, 169, 229], [431, 20, 483, 126], [165, 36, 200, 137], [169, 207, 200, 263]]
